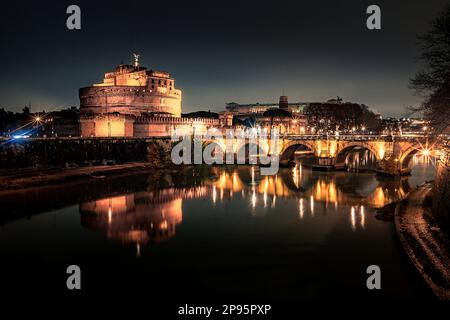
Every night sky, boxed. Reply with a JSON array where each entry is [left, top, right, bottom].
[[0, 0, 448, 116]]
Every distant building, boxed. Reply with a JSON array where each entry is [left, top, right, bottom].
[[380, 117, 430, 135], [256, 108, 308, 135], [225, 96, 382, 134], [42, 108, 80, 137], [225, 96, 308, 134], [225, 99, 307, 116]]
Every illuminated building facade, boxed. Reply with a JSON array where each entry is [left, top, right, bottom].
[[80, 55, 182, 117], [226, 96, 307, 116], [79, 55, 225, 137], [226, 96, 308, 134]]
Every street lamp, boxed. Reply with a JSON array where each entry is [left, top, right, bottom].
[[34, 115, 43, 136]]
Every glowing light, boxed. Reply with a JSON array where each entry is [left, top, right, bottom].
[[350, 206, 356, 231], [263, 191, 268, 208], [292, 165, 299, 188], [328, 140, 337, 157], [360, 205, 365, 229], [251, 189, 257, 209], [160, 220, 168, 230], [372, 187, 386, 207], [299, 198, 304, 219], [212, 185, 217, 204], [136, 244, 141, 258], [310, 195, 314, 216], [108, 207, 112, 224], [251, 166, 255, 184], [378, 146, 385, 159]]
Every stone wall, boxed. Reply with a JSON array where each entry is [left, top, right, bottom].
[[0, 137, 174, 170], [79, 86, 182, 117]]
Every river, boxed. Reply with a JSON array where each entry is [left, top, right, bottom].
[[0, 155, 436, 299]]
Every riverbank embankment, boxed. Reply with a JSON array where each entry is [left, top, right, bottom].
[[395, 183, 450, 299], [0, 162, 159, 191]]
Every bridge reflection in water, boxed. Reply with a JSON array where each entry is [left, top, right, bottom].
[[79, 164, 414, 248]]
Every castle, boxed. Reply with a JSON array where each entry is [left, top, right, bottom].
[[79, 55, 228, 137]]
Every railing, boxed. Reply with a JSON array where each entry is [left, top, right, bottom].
[[0, 136, 173, 142], [281, 134, 430, 141]]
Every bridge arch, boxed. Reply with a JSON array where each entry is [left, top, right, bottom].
[[399, 145, 428, 169], [280, 141, 314, 160], [280, 141, 316, 161], [335, 143, 380, 165]]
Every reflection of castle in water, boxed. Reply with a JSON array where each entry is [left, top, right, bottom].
[[80, 194, 181, 246], [80, 188, 207, 248]]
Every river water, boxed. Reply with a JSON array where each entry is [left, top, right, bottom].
[[0, 156, 436, 300]]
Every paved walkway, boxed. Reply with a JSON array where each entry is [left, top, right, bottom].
[[395, 184, 450, 299]]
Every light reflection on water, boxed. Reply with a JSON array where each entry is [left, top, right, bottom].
[[79, 158, 433, 248], [346, 149, 378, 170], [0, 156, 436, 299]]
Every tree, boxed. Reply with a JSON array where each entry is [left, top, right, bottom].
[[410, 3, 450, 133]]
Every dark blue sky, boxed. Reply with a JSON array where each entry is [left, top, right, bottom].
[[0, 0, 448, 116]]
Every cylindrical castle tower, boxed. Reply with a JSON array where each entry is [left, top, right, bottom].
[[79, 59, 182, 117]]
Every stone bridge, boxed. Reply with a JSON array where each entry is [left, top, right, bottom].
[[202, 134, 437, 176]]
